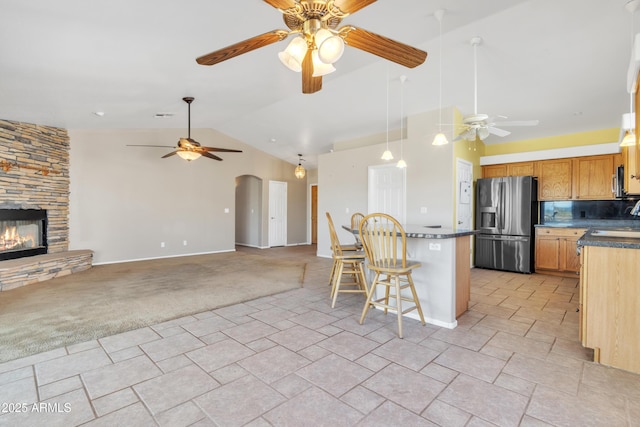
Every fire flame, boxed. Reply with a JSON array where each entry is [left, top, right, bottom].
[[1, 225, 35, 251]]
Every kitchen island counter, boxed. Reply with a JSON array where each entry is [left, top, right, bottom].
[[577, 227, 640, 250], [578, 227, 640, 374], [345, 225, 478, 329]]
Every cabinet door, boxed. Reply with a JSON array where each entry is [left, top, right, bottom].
[[624, 145, 640, 195], [574, 155, 615, 200], [507, 161, 536, 177], [562, 237, 581, 274], [538, 159, 572, 200], [482, 164, 507, 178], [535, 236, 560, 271]]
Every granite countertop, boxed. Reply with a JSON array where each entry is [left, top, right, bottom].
[[577, 228, 640, 250], [402, 225, 478, 239], [343, 225, 478, 239]]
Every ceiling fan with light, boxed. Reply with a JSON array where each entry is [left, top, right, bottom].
[[195, 0, 428, 94], [128, 97, 242, 162], [459, 37, 538, 141]]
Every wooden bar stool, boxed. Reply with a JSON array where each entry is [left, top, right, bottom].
[[350, 212, 365, 249], [326, 212, 368, 308], [358, 213, 425, 338]]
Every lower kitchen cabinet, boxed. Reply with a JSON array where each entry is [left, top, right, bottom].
[[535, 227, 585, 277], [580, 244, 640, 374]]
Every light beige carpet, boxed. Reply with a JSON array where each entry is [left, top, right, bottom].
[[0, 251, 306, 363]]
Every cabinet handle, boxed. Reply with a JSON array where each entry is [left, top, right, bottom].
[[612, 174, 617, 193]]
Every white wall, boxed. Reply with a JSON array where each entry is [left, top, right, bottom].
[[69, 128, 307, 264], [317, 107, 457, 258]]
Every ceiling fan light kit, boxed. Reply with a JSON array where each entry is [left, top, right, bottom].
[[196, 0, 428, 94]]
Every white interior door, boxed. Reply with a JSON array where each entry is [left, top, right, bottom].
[[268, 180, 287, 247], [456, 158, 473, 230], [368, 165, 406, 223]]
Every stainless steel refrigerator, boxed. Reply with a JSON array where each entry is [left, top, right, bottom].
[[475, 176, 538, 273]]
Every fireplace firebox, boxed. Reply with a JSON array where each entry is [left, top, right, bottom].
[[0, 209, 47, 261]]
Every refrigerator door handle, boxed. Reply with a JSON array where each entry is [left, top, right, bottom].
[[498, 181, 506, 231]]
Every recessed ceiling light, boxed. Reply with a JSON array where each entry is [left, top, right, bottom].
[[573, 111, 583, 116], [269, 138, 277, 143], [93, 111, 105, 117], [154, 113, 175, 118]]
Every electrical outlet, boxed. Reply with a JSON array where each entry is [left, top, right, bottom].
[[346, 208, 350, 214], [429, 243, 441, 251], [183, 240, 187, 246], [420, 207, 428, 214], [224, 208, 230, 213], [160, 242, 165, 248]]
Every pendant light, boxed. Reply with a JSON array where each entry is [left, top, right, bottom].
[[432, 9, 449, 146], [622, 0, 639, 147], [381, 66, 394, 160], [294, 154, 306, 179], [397, 75, 407, 169]]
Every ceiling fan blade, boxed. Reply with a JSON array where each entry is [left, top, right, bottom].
[[126, 145, 174, 148], [161, 151, 179, 158], [492, 120, 539, 127], [333, 0, 377, 14], [488, 127, 511, 137], [341, 26, 427, 68], [201, 152, 223, 161], [196, 31, 288, 66], [262, 0, 297, 9], [302, 49, 322, 94], [200, 147, 243, 153]]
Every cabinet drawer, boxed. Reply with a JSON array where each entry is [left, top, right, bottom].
[[536, 227, 587, 238]]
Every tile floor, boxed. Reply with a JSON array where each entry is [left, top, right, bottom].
[[0, 245, 639, 426]]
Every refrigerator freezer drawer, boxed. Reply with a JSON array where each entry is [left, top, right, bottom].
[[475, 234, 533, 274]]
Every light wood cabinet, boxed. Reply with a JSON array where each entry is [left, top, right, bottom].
[[573, 154, 615, 200], [507, 161, 536, 177], [482, 154, 620, 200], [580, 244, 640, 374], [623, 145, 640, 195], [482, 161, 535, 178], [482, 164, 507, 178], [535, 227, 585, 277], [537, 159, 572, 200]]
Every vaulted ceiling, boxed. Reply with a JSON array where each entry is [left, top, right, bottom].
[[0, 0, 635, 168]]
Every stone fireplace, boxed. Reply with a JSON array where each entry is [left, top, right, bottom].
[[0, 119, 92, 290]]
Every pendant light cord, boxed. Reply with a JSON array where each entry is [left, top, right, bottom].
[[400, 76, 404, 159], [386, 66, 390, 148], [438, 16, 443, 131]]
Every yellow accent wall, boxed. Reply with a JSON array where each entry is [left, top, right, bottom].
[[483, 128, 619, 156]]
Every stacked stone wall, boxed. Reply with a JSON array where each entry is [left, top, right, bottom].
[[0, 119, 91, 290]]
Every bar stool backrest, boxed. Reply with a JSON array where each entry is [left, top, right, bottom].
[[358, 213, 408, 270]]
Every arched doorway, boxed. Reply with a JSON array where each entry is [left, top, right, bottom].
[[235, 175, 263, 248]]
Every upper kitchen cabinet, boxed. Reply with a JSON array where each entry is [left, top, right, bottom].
[[482, 164, 507, 178], [623, 145, 640, 195], [538, 159, 572, 200], [482, 161, 536, 178], [573, 154, 616, 200], [508, 161, 536, 177]]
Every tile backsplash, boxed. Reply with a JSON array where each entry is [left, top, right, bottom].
[[541, 200, 640, 223]]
